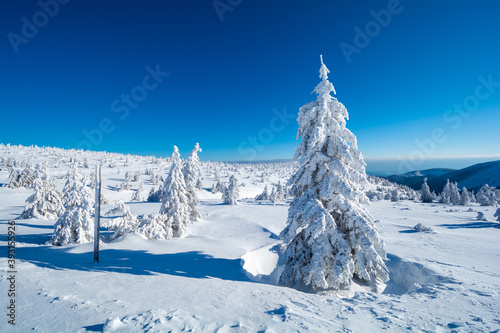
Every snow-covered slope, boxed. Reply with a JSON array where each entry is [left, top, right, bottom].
[[1, 144, 499, 332]]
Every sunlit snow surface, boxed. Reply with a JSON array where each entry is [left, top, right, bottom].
[[0, 146, 499, 332]]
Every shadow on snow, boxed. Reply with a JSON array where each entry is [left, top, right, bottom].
[[16, 246, 251, 283]]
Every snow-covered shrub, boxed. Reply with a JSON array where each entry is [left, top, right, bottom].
[[137, 213, 173, 240], [413, 223, 434, 233], [494, 208, 500, 223], [476, 212, 486, 221], [279, 56, 389, 291]]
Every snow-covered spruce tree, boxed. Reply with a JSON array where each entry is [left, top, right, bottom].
[[183, 143, 203, 188], [222, 175, 239, 205], [158, 146, 191, 238], [20, 177, 64, 220], [279, 56, 389, 291], [48, 167, 95, 246], [420, 178, 433, 203], [459, 187, 471, 206], [7, 168, 21, 188], [450, 182, 460, 205], [182, 143, 202, 221]]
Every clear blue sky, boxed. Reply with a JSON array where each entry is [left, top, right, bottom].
[[1, 0, 499, 166]]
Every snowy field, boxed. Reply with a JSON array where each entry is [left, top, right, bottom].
[[1, 145, 500, 332]]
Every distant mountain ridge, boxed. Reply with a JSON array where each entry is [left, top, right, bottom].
[[384, 160, 500, 193]]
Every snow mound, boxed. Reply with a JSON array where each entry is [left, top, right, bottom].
[[241, 244, 279, 283], [103, 309, 219, 333], [384, 254, 456, 295]]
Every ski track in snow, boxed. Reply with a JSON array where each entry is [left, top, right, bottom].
[[0, 149, 499, 332]]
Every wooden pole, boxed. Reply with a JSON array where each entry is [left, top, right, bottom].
[[94, 163, 101, 263]]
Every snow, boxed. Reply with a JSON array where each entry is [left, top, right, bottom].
[[1, 145, 500, 332]]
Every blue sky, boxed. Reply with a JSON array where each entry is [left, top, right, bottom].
[[1, 0, 499, 170]]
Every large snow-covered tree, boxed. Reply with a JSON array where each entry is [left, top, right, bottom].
[[48, 167, 95, 246], [182, 143, 202, 221], [158, 146, 191, 238], [279, 56, 389, 291]]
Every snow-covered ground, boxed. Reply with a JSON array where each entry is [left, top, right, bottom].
[[1, 145, 499, 332]]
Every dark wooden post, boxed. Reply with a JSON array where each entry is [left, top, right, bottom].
[[94, 163, 101, 263]]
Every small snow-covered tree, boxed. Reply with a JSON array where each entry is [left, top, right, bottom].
[[255, 185, 270, 201], [131, 181, 144, 201], [450, 182, 460, 205], [270, 182, 285, 205], [20, 178, 63, 220], [279, 56, 388, 291], [420, 178, 433, 203], [439, 179, 452, 204], [159, 146, 191, 237], [7, 168, 21, 188], [222, 175, 239, 205], [147, 186, 161, 202], [49, 168, 95, 246], [459, 187, 471, 206], [102, 201, 139, 240], [210, 183, 219, 194], [182, 143, 202, 221], [390, 188, 400, 202]]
